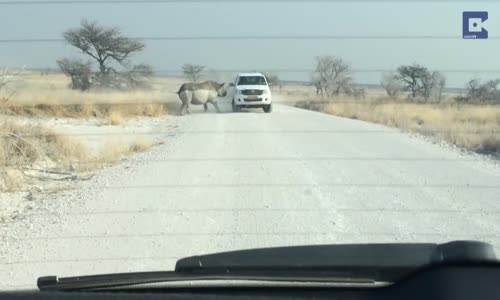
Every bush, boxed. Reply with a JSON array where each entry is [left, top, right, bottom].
[[462, 78, 500, 103], [396, 64, 445, 101], [57, 58, 92, 91]]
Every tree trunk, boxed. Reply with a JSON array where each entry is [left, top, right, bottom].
[[98, 59, 106, 75]]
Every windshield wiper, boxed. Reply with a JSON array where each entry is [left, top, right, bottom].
[[38, 240, 496, 291]]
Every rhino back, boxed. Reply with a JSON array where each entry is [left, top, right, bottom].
[[178, 81, 217, 92]]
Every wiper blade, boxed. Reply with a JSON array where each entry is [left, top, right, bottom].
[[38, 272, 377, 292], [38, 240, 496, 291]]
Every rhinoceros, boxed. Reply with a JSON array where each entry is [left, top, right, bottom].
[[176, 81, 228, 115]]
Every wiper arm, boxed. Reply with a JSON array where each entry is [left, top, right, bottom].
[[38, 240, 496, 291], [176, 240, 495, 279]]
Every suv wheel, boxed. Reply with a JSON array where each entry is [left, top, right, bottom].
[[232, 100, 240, 112], [263, 104, 272, 113]]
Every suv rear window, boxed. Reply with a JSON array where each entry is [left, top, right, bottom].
[[237, 76, 267, 86]]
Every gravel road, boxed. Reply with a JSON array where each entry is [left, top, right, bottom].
[[1, 103, 499, 290]]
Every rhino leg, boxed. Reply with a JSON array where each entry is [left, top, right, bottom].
[[203, 103, 208, 112], [179, 102, 186, 115], [178, 92, 190, 115], [212, 101, 221, 113]]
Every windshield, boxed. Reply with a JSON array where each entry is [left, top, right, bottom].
[[0, 0, 499, 292], [237, 76, 267, 86]]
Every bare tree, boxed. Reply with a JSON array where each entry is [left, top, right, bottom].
[[420, 71, 439, 100], [464, 78, 500, 102], [313, 56, 352, 98], [466, 78, 481, 98], [57, 58, 92, 90], [182, 64, 206, 82], [0, 68, 13, 92], [380, 72, 402, 98], [0, 67, 24, 101], [63, 19, 145, 76], [432, 71, 446, 101], [311, 74, 325, 97]]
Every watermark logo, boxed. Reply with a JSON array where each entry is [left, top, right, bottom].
[[463, 11, 488, 39]]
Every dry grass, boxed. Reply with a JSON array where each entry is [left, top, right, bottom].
[[0, 120, 91, 191], [0, 120, 89, 167], [0, 94, 172, 122], [0, 121, 158, 191], [0, 73, 179, 122], [109, 110, 123, 125], [99, 138, 154, 163], [295, 96, 500, 154]]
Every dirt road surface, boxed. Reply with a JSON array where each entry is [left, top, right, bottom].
[[1, 103, 499, 290]]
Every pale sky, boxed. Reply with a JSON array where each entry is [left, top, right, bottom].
[[0, 0, 499, 87]]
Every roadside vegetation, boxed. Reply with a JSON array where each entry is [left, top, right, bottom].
[[294, 96, 499, 154], [0, 119, 158, 192], [291, 57, 500, 154], [320, 100, 499, 153], [0, 120, 88, 191]]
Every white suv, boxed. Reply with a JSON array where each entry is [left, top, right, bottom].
[[232, 73, 272, 113]]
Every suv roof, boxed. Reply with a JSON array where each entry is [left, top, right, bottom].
[[237, 72, 265, 77]]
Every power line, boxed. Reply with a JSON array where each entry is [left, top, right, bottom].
[[158, 69, 500, 74], [2, 35, 497, 44], [0, 0, 491, 5], [13, 69, 500, 75]]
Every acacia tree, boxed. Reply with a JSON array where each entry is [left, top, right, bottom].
[[63, 20, 145, 76], [396, 64, 445, 101], [396, 64, 429, 98], [182, 64, 206, 82]]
